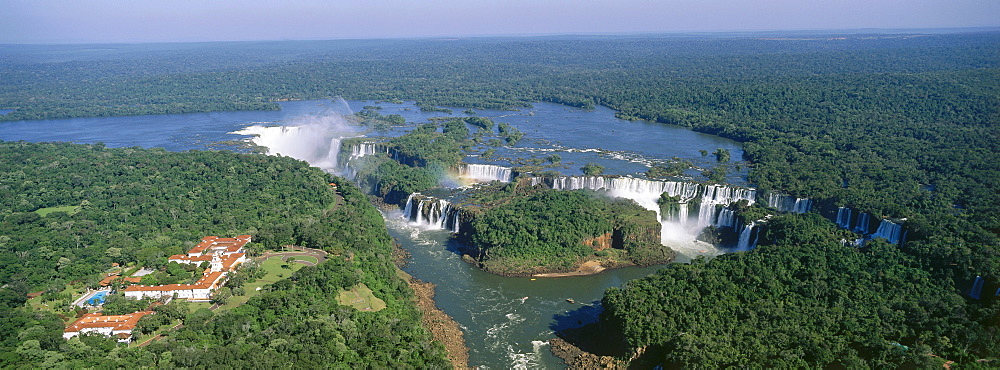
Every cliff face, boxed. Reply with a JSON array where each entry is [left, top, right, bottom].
[[612, 205, 674, 266], [583, 232, 614, 251]]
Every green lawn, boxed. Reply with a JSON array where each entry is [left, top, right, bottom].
[[187, 302, 213, 312], [336, 283, 386, 312], [215, 256, 304, 312], [288, 255, 319, 265], [34, 205, 81, 216], [259, 256, 303, 279]]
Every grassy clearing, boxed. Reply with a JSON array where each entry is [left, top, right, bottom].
[[260, 256, 303, 279], [187, 302, 213, 312], [215, 256, 304, 312], [336, 283, 386, 312], [34, 205, 80, 216], [288, 255, 319, 265]]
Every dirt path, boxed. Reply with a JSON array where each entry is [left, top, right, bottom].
[[136, 321, 183, 347], [409, 279, 470, 369], [137, 299, 225, 347], [260, 245, 328, 266]]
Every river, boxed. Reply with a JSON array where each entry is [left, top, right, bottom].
[[0, 99, 749, 368]]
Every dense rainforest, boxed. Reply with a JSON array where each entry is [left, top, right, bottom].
[[1, 31, 998, 365], [0, 142, 448, 367], [600, 214, 998, 367]]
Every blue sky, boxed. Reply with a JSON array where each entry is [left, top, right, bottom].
[[2, 0, 998, 44]]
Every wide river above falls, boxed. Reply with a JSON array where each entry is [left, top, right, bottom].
[[1, 99, 748, 368]]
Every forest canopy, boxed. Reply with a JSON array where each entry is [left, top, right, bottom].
[[0, 31, 997, 366], [0, 142, 448, 368]]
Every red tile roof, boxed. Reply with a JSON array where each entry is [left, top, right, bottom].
[[121, 236, 249, 294], [123, 271, 226, 292], [220, 253, 245, 272], [188, 235, 251, 255], [99, 275, 144, 287], [64, 311, 154, 333]]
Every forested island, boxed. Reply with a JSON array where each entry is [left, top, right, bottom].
[[1, 31, 998, 367], [459, 189, 671, 276]]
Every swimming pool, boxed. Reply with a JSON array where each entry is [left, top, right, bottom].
[[86, 291, 108, 306]]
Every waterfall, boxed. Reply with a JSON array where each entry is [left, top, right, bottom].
[[458, 164, 514, 183], [542, 175, 760, 245], [546, 176, 755, 216], [349, 142, 390, 161], [969, 276, 985, 300], [766, 193, 812, 214], [713, 207, 736, 229], [854, 212, 870, 234], [402, 193, 461, 232], [836, 207, 852, 228], [836, 206, 905, 246], [235, 120, 360, 172], [403, 193, 416, 220], [450, 211, 461, 233], [735, 222, 757, 251], [871, 219, 903, 244]]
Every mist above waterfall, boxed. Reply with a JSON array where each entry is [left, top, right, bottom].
[[234, 106, 362, 172]]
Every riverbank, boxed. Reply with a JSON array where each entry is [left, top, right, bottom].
[[409, 279, 470, 369], [393, 240, 470, 368], [549, 322, 631, 369], [549, 337, 622, 369], [532, 260, 606, 278]]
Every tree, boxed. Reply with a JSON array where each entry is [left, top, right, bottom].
[[210, 287, 232, 306], [581, 163, 605, 176], [713, 148, 730, 163]]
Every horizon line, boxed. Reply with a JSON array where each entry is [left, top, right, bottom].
[[3, 26, 999, 47]]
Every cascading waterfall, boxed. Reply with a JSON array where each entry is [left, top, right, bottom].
[[735, 222, 758, 252], [854, 212, 871, 234], [969, 276, 985, 300], [836, 206, 904, 246], [544, 175, 759, 249], [236, 120, 360, 172], [401, 193, 462, 232], [836, 207, 852, 228], [403, 193, 415, 221], [546, 176, 756, 219], [766, 193, 812, 214], [458, 164, 514, 183], [871, 219, 903, 244], [415, 200, 425, 224], [349, 142, 390, 161], [713, 207, 736, 229]]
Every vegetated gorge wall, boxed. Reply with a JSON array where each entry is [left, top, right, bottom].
[[339, 141, 906, 251]]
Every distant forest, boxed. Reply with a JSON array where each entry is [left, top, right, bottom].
[[1, 32, 998, 366]]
